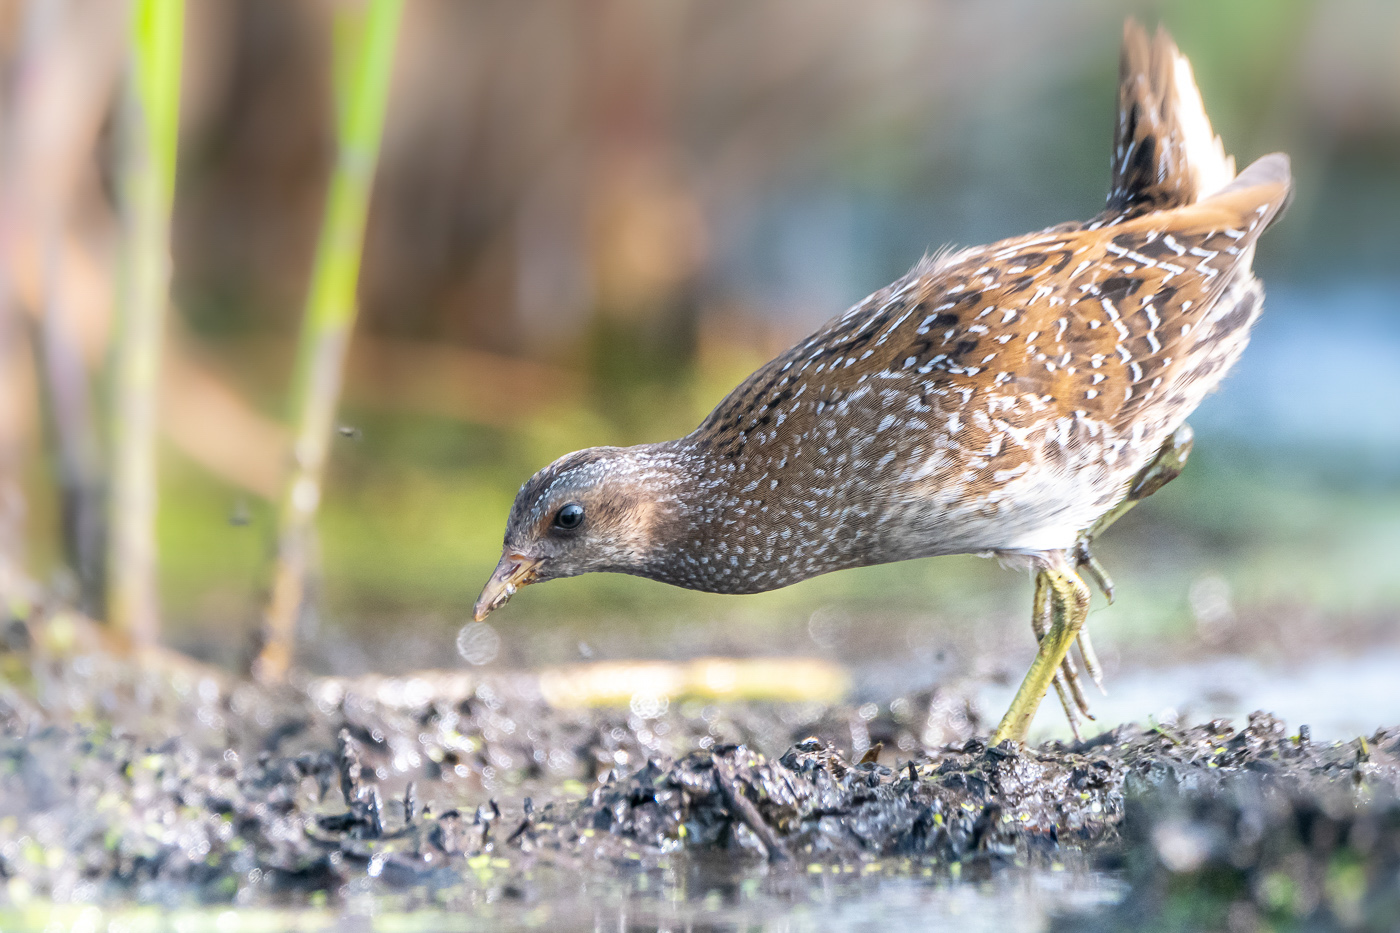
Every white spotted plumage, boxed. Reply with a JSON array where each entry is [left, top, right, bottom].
[[485, 22, 1291, 607]]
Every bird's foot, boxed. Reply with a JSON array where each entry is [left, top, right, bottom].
[[1051, 423, 1195, 732], [993, 560, 1092, 745], [992, 427, 1196, 746], [1032, 572, 1101, 742], [1074, 539, 1116, 604]]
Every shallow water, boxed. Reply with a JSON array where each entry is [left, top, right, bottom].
[[367, 865, 1121, 933], [5, 863, 1125, 932], [979, 644, 1400, 745]]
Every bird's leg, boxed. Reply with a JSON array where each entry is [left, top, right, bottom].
[[1074, 424, 1195, 587], [1031, 572, 1092, 740], [992, 557, 1092, 745], [1125, 423, 1195, 506], [1066, 424, 1195, 697], [1068, 546, 1110, 696], [1033, 573, 1083, 741]]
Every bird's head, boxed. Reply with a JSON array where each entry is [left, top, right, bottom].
[[473, 446, 683, 620]]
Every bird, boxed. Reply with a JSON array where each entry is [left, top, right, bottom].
[[474, 22, 1292, 745]]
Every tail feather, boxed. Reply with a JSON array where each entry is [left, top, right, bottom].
[[1105, 21, 1236, 218], [1194, 151, 1293, 242]]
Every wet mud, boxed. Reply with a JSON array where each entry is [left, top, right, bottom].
[[2, 614, 1398, 930]]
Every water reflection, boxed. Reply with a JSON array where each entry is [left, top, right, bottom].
[[326, 859, 1125, 933]]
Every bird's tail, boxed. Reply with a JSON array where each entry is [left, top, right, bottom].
[[1104, 21, 1236, 218]]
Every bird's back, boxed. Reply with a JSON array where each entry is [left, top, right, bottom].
[[673, 24, 1291, 587]]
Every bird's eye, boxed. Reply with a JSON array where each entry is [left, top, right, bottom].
[[553, 503, 585, 530]]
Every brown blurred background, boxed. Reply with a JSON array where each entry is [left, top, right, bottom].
[[1, 0, 1397, 679]]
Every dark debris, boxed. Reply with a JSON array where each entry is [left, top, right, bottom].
[[1, 620, 1399, 926]]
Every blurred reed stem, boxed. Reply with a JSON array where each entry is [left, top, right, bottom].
[[43, 238, 107, 616], [28, 1, 119, 618], [255, 0, 403, 681], [107, 0, 183, 643]]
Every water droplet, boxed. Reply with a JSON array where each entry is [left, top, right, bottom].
[[456, 621, 501, 666]]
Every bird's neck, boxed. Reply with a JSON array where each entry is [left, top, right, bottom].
[[621, 438, 819, 594]]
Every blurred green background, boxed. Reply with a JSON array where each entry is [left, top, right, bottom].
[[3, 0, 1397, 674]]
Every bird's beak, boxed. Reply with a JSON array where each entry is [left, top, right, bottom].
[[473, 552, 543, 621]]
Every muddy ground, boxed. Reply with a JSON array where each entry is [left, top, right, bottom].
[[2, 611, 1399, 931]]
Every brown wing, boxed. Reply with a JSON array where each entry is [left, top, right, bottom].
[[695, 154, 1289, 482], [677, 22, 1289, 567], [1035, 153, 1292, 440]]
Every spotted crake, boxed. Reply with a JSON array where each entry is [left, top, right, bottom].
[[475, 21, 1291, 744]]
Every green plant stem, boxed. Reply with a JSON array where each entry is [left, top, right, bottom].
[[107, 0, 183, 644], [256, 0, 403, 681]]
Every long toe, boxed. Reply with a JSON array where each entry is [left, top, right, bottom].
[[1076, 630, 1106, 695], [1075, 543, 1117, 604], [1060, 651, 1096, 721], [1051, 670, 1083, 743]]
